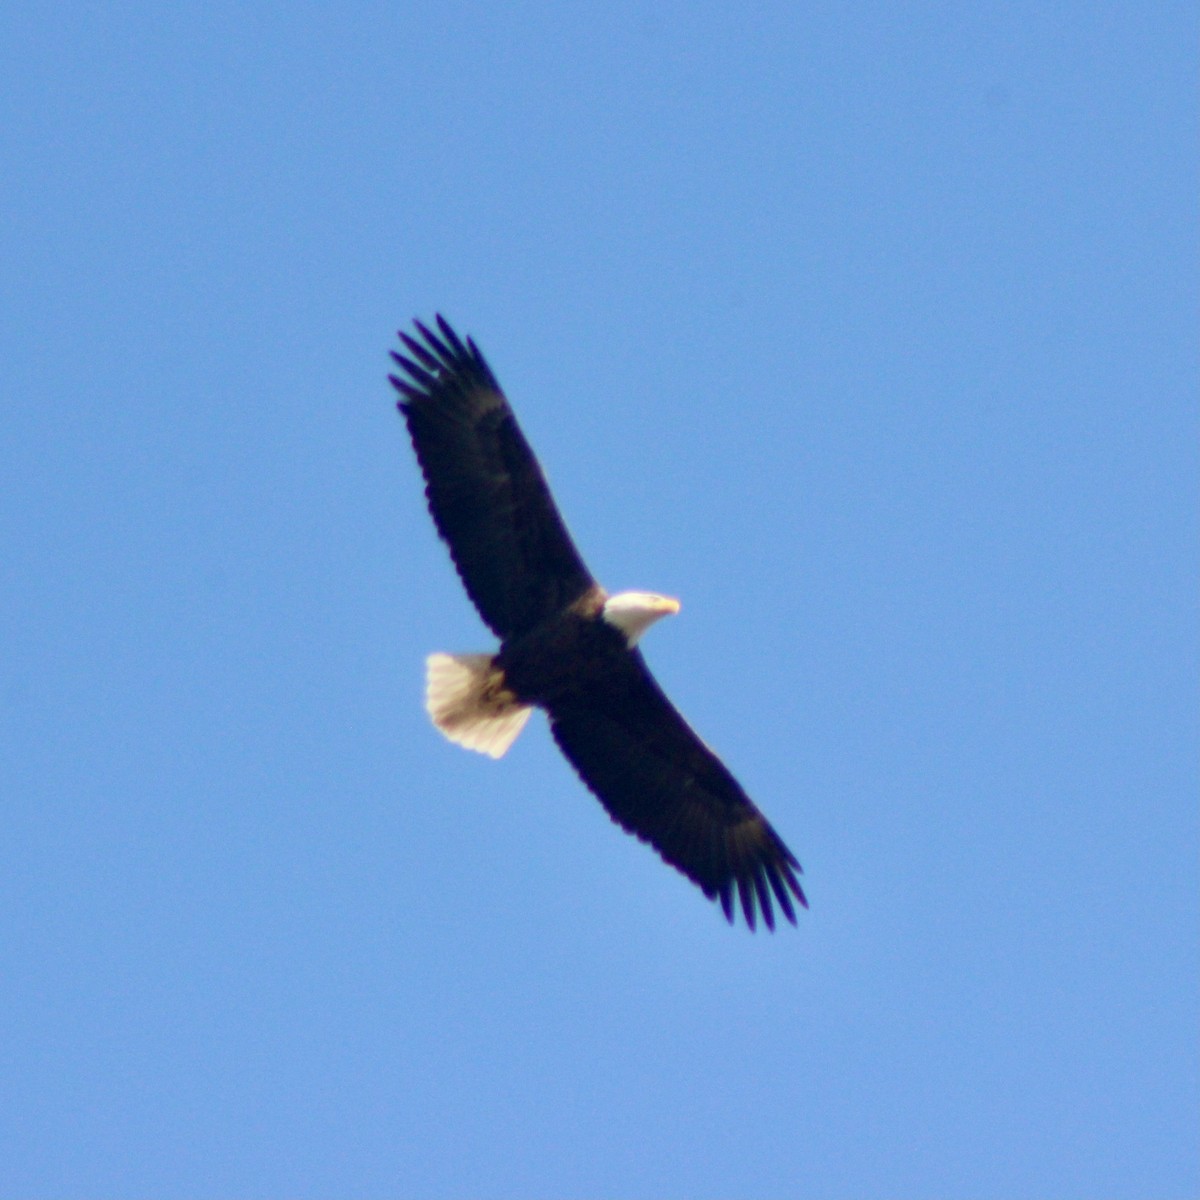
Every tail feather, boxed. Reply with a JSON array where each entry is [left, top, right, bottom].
[[424, 653, 532, 759]]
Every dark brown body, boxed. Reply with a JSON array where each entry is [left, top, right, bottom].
[[496, 585, 624, 708]]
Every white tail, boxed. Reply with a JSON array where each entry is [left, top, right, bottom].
[[424, 653, 532, 759]]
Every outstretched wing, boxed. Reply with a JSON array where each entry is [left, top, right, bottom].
[[548, 653, 807, 931], [390, 317, 597, 640]]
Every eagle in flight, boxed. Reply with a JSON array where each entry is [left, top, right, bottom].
[[390, 317, 807, 930]]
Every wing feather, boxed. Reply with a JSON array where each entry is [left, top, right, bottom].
[[548, 652, 807, 929], [390, 317, 596, 639]]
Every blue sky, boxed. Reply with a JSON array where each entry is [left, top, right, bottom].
[[2, 3, 1197, 1196]]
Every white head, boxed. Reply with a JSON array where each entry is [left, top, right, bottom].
[[601, 591, 681, 646]]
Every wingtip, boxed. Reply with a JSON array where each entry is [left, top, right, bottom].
[[737, 875, 757, 931], [436, 314, 468, 358], [387, 374, 423, 403], [754, 872, 776, 932]]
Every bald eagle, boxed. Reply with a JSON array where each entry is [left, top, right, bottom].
[[390, 317, 807, 930]]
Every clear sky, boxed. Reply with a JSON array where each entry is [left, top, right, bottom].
[[2, 3, 1197, 1197]]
